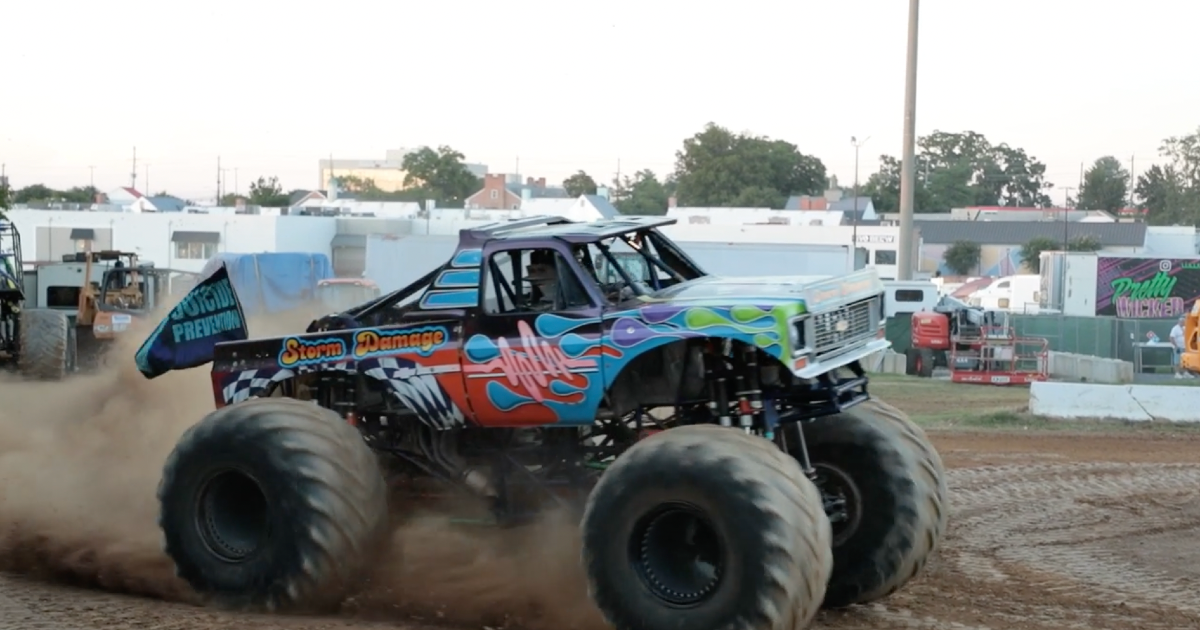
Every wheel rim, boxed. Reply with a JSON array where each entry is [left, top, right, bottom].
[[916, 354, 924, 373], [195, 468, 270, 563], [812, 463, 864, 546], [630, 502, 724, 607]]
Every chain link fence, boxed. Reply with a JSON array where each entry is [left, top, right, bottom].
[[885, 314, 1178, 364]]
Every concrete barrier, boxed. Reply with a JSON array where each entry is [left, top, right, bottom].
[[865, 350, 907, 375], [1030, 381, 1200, 423], [1046, 351, 1134, 384]]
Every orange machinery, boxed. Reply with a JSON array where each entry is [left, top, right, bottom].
[[907, 297, 1048, 385]]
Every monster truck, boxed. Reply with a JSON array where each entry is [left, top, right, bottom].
[[156, 215, 947, 629]]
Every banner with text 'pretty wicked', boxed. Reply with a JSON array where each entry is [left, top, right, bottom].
[[1095, 257, 1200, 318], [134, 263, 249, 379]]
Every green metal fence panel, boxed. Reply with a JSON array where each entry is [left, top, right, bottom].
[[885, 317, 912, 353]]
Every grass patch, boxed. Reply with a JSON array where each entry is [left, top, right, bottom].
[[864, 373, 1200, 433]]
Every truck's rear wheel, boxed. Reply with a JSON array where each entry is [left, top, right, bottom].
[[158, 399, 388, 613], [18, 309, 73, 379], [791, 398, 947, 608], [582, 425, 832, 630]]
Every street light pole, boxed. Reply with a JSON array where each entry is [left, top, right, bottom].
[[896, 0, 921, 281], [851, 136, 871, 269]]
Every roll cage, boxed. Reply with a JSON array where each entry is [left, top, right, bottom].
[[325, 216, 709, 329]]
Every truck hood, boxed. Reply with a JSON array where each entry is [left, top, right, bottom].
[[640, 269, 883, 313]]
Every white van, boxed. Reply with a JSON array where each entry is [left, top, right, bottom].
[[968, 274, 1041, 312], [882, 280, 940, 318]]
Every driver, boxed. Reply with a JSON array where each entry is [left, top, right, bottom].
[[525, 249, 558, 311]]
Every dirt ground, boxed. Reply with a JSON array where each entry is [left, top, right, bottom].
[[2, 348, 1199, 630]]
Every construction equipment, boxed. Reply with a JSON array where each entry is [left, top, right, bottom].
[[21, 242, 193, 371], [0, 222, 76, 378], [1180, 300, 1200, 374], [907, 295, 1048, 385]]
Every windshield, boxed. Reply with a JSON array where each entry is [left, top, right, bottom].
[[579, 229, 706, 300]]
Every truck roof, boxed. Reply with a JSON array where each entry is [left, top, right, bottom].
[[461, 215, 676, 246]]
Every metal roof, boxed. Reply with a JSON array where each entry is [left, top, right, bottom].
[[463, 215, 676, 244], [915, 220, 1147, 247]]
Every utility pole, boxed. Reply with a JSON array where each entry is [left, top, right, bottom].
[[1060, 186, 1076, 245], [130, 146, 138, 190], [88, 165, 94, 189], [896, 0, 920, 281], [144, 164, 150, 195], [234, 167, 239, 197], [216, 156, 222, 204], [851, 136, 871, 267]]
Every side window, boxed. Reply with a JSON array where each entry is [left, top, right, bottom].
[[894, 289, 925, 302], [873, 249, 897, 265], [481, 248, 593, 315]]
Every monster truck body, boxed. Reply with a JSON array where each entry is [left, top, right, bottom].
[[161, 215, 946, 630]]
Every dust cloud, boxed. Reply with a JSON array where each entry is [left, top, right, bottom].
[[0, 308, 607, 630]]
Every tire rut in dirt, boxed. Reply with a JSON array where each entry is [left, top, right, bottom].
[[795, 398, 947, 608], [945, 462, 1200, 619], [582, 425, 832, 630], [158, 398, 389, 614]]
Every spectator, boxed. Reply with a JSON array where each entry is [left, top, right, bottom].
[[1169, 315, 1192, 379]]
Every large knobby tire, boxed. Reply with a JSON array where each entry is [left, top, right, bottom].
[[582, 425, 833, 630], [914, 349, 935, 378], [158, 398, 389, 613], [17, 309, 72, 380], [795, 398, 947, 608]]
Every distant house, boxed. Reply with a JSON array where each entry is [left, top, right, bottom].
[[144, 194, 188, 212], [465, 174, 570, 210], [828, 196, 877, 224], [105, 187, 143, 207]]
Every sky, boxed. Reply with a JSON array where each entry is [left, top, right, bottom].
[[2, 0, 1197, 204]]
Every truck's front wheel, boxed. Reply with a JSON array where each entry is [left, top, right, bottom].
[[790, 399, 947, 608], [582, 425, 832, 630], [158, 399, 389, 613]]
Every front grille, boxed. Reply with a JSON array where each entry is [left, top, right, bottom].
[[811, 298, 877, 357]]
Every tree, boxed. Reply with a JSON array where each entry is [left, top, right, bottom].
[[248, 176, 290, 207], [401, 146, 482, 207], [942, 240, 981, 276], [1077, 156, 1130, 212], [862, 130, 1053, 213], [1136, 127, 1200, 225], [611, 170, 673, 215], [1019, 236, 1059, 273], [672, 123, 827, 208], [0, 179, 10, 219], [562, 170, 598, 197], [1067, 233, 1102, 252]]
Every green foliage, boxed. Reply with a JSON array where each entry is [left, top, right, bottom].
[[942, 240, 982, 275], [562, 170, 598, 197], [611, 170, 674, 215], [401, 146, 482, 207], [1077, 156, 1130, 212], [9, 184, 99, 205], [248, 176, 290, 207], [1019, 236, 1060, 273], [1067, 233, 1102, 252], [0, 179, 9, 219], [1136, 127, 1200, 225], [672, 123, 827, 208], [862, 130, 1053, 213]]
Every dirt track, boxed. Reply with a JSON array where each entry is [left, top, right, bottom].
[[2, 332, 1200, 630], [3, 429, 1198, 630]]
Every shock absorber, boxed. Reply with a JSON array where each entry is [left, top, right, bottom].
[[703, 341, 732, 427], [734, 344, 765, 434]]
